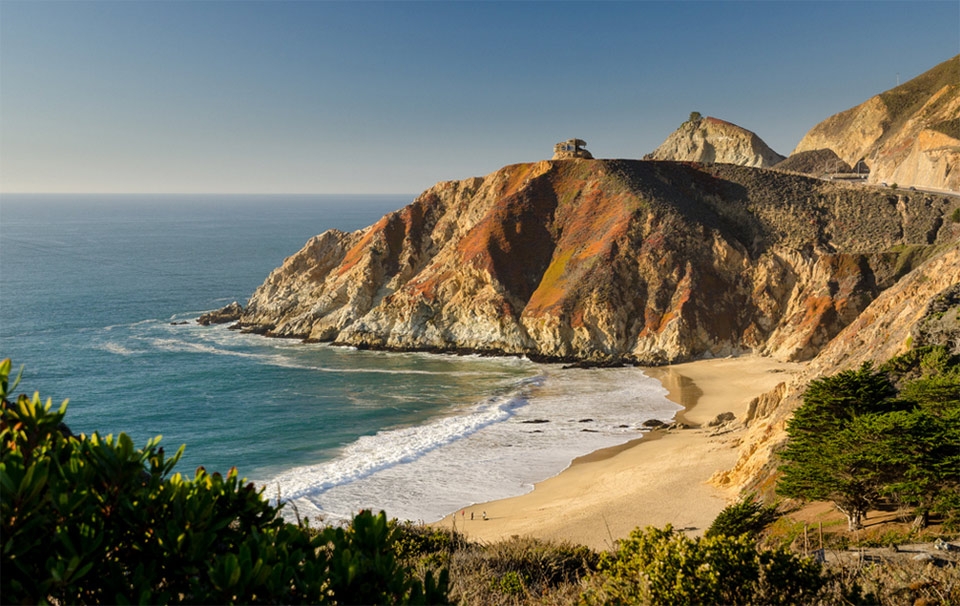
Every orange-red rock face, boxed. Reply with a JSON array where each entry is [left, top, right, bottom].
[[240, 159, 958, 364]]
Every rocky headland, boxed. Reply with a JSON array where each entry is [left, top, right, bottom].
[[237, 159, 958, 368]]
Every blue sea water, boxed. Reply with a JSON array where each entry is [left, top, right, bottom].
[[0, 194, 679, 523]]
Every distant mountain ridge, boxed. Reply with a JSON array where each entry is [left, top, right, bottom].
[[646, 116, 785, 168], [791, 54, 959, 190]]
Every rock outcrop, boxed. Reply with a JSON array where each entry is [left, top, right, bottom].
[[792, 55, 960, 191], [197, 301, 243, 325], [239, 159, 957, 365], [646, 116, 785, 168]]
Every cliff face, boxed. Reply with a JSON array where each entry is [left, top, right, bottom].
[[240, 159, 957, 364], [715, 242, 960, 495], [792, 55, 960, 191], [647, 117, 785, 168]]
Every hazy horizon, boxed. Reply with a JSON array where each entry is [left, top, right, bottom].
[[2, 1, 957, 195]]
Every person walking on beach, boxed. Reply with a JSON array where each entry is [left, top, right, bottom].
[[482, 511, 488, 520]]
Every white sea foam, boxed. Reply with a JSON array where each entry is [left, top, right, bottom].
[[148, 337, 252, 357], [103, 318, 158, 331], [267, 381, 539, 502], [97, 341, 141, 356], [146, 323, 520, 377], [262, 366, 679, 524]]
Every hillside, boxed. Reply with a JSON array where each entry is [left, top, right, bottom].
[[773, 148, 852, 175], [715, 242, 960, 496], [792, 55, 960, 190], [646, 116, 785, 168], [238, 159, 958, 365]]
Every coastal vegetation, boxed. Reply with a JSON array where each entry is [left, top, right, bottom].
[[3, 355, 957, 604], [778, 347, 960, 532], [0, 359, 445, 605]]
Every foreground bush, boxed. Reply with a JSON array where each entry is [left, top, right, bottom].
[[582, 525, 825, 605], [450, 536, 598, 605], [0, 359, 446, 604]]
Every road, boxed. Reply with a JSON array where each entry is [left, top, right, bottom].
[[821, 174, 960, 198]]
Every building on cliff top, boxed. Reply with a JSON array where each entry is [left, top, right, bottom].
[[553, 139, 593, 160]]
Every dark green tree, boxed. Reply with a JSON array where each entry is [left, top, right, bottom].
[[779, 352, 960, 531], [777, 363, 900, 530], [884, 370, 960, 527]]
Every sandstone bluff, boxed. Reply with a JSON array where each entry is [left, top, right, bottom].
[[236, 159, 958, 366]]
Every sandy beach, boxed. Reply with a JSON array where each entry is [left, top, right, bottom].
[[437, 356, 801, 551]]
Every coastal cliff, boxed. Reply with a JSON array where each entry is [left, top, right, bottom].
[[791, 55, 959, 191], [239, 159, 957, 365]]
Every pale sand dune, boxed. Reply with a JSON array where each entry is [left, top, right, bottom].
[[436, 356, 801, 551]]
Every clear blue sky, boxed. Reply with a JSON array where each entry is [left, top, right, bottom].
[[1, 1, 957, 194]]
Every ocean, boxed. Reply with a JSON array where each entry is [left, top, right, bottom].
[[0, 194, 679, 523]]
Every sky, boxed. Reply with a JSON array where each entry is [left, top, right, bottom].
[[1, 1, 957, 195]]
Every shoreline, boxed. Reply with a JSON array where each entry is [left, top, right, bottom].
[[566, 367, 702, 467], [436, 355, 800, 551]]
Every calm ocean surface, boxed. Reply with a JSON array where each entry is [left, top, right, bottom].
[[0, 194, 679, 523]]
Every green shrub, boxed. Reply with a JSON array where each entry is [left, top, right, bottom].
[[951, 207, 960, 223], [494, 570, 526, 596], [0, 359, 447, 605], [706, 495, 780, 539], [325, 510, 449, 605], [584, 525, 825, 605], [394, 522, 463, 562]]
